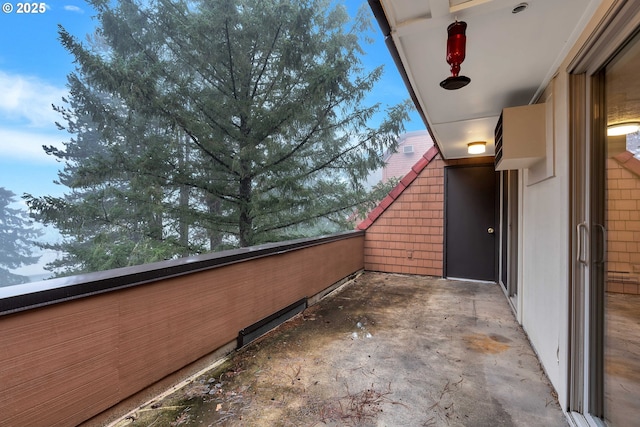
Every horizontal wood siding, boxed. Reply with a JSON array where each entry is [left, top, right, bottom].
[[0, 234, 363, 427], [0, 294, 120, 427]]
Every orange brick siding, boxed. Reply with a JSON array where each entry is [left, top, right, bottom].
[[363, 152, 493, 276], [606, 153, 640, 294], [365, 158, 445, 275]]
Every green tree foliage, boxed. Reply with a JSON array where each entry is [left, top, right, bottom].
[[25, 0, 411, 276], [0, 188, 42, 286]]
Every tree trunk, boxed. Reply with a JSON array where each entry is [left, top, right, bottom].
[[238, 173, 253, 247]]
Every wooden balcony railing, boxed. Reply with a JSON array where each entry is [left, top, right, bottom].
[[0, 231, 364, 427]]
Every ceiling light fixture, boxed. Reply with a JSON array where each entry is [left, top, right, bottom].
[[607, 122, 640, 136], [440, 21, 471, 90], [467, 141, 486, 154]]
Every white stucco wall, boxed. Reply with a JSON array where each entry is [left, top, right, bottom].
[[517, 1, 618, 411], [519, 71, 571, 408]]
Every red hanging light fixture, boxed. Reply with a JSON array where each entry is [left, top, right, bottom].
[[440, 20, 471, 90]]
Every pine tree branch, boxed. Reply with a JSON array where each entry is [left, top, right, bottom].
[[251, 23, 282, 100], [256, 197, 366, 235], [224, 19, 239, 101]]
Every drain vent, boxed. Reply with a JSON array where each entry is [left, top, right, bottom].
[[237, 298, 307, 348]]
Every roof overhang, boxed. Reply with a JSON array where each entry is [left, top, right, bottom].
[[370, 0, 602, 159]]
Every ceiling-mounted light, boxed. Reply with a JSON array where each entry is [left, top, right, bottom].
[[440, 21, 471, 90], [467, 141, 486, 154], [607, 122, 640, 136]]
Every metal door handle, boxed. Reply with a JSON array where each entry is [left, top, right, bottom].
[[487, 227, 495, 234], [577, 222, 588, 265], [595, 223, 606, 264]]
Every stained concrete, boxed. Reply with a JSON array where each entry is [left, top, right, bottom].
[[110, 272, 568, 426]]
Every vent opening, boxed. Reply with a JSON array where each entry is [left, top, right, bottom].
[[237, 298, 307, 348]]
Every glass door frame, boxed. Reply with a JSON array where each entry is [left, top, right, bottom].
[[567, 1, 640, 425], [498, 169, 519, 314]]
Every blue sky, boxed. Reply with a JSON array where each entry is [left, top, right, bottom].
[[0, 3, 96, 201], [0, 1, 422, 275]]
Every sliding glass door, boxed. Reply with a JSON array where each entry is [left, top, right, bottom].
[[601, 31, 640, 426], [569, 5, 640, 424]]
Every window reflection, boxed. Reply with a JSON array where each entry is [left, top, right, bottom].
[[604, 30, 640, 427]]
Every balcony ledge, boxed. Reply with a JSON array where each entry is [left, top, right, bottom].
[[0, 230, 364, 317]]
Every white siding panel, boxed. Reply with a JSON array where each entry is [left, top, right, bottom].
[[520, 72, 570, 410]]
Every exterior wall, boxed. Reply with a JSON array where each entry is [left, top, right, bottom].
[[0, 234, 364, 427], [517, 0, 618, 411], [519, 73, 572, 406], [382, 130, 434, 182], [363, 152, 493, 276], [607, 152, 640, 294], [365, 155, 445, 276]]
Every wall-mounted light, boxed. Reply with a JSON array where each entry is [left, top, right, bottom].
[[440, 21, 471, 90], [607, 122, 640, 136], [467, 141, 486, 154]]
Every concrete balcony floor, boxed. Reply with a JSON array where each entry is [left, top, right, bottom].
[[110, 272, 567, 426]]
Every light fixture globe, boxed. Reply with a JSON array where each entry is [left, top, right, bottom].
[[467, 141, 486, 154], [440, 21, 471, 90], [607, 122, 640, 136]]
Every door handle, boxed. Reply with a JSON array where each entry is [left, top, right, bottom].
[[577, 222, 588, 265], [595, 223, 606, 264], [487, 227, 495, 234]]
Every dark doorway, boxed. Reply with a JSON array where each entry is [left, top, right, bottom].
[[444, 164, 498, 281]]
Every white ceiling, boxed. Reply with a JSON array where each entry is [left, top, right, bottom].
[[378, 0, 602, 158]]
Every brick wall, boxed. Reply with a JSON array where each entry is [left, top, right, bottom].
[[361, 147, 493, 276], [606, 152, 640, 294]]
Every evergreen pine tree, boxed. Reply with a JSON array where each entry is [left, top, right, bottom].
[[26, 0, 411, 276], [0, 188, 42, 286]]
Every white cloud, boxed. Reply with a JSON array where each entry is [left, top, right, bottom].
[[0, 71, 68, 128], [63, 5, 84, 13], [0, 128, 63, 163]]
